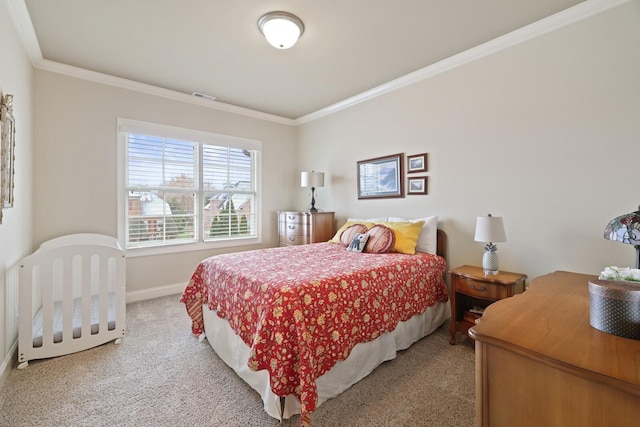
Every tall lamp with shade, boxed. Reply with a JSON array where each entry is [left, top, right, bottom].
[[474, 214, 507, 275], [604, 205, 640, 269], [301, 171, 325, 212]]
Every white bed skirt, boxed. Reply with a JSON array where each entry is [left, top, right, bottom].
[[202, 301, 450, 420]]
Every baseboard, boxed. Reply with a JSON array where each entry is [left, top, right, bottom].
[[0, 340, 18, 390], [126, 282, 187, 303]]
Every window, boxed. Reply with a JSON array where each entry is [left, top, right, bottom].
[[117, 119, 261, 255]]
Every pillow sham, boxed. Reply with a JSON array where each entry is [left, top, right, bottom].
[[347, 232, 369, 252], [364, 224, 395, 253], [388, 215, 438, 254], [339, 223, 369, 247], [382, 220, 425, 254]]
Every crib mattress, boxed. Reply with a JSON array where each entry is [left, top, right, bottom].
[[31, 293, 116, 347]]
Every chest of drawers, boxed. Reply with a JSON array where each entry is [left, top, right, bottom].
[[278, 211, 335, 246]]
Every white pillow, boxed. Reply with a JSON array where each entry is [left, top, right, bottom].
[[387, 216, 438, 254], [347, 217, 388, 223]]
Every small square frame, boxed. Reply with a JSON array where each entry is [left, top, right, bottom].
[[407, 153, 428, 174], [407, 176, 428, 195]]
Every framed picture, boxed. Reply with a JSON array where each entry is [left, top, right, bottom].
[[357, 153, 404, 199], [407, 176, 428, 195], [407, 153, 428, 174], [1, 93, 15, 211]]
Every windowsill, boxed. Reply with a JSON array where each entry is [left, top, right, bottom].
[[123, 236, 263, 258]]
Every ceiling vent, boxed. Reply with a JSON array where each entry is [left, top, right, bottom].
[[192, 92, 216, 101]]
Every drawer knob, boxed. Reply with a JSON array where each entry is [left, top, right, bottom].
[[470, 284, 487, 291], [287, 215, 296, 220], [288, 225, 295, 229], [288, 236, 295, 241]]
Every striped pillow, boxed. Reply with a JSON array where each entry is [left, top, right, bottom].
[[339, 224, 368, 247], [364, 224, 395, 253]]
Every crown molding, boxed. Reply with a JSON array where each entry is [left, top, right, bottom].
[[5, 0, 631, 127], [294, 0, 631, 125], [33, 59, 296, 125], [4, 0, 43, 64]]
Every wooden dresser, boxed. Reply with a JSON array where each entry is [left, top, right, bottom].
[[469, 271, 640, 427], [277, 211, 335, 246]]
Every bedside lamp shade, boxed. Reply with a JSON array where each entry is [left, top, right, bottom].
[[300, 171, 324, 189], [474, 215, 506, 243], [301, 171, 325, 212], [474, 214, 506, 275], [604, 205, 640, 268]]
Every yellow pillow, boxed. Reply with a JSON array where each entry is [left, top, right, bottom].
[[330, 221, 375, 244], [382, 220, 425, 254]]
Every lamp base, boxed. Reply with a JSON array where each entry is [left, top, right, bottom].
[[307, 186, 318, 213], [482, 251, 499, 275]]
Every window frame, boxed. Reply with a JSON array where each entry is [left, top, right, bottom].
[[117, 118, 262, 257]]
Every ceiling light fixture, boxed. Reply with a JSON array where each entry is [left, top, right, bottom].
[[258, 11, 304, 49]]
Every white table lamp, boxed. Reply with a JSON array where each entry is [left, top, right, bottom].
[[301, 171, 325, 212], [474, 214, 506, 275]]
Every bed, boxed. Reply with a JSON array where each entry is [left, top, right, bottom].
[[181, 217, 449, 425]]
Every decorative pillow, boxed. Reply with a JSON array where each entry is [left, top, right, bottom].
[[388, 216, 438, 254], [382, 220, 425, 254], [330, 221, 375, 244], [347, 233, 369, 253], [364, 224, 395, 253], [339, 224, 369, 247]]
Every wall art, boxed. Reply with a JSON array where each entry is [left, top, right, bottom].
[[357, 153, 404, 199], [407, 176, 428, 195], [1, 92, 15, 222], [407, 153, 428, 174]]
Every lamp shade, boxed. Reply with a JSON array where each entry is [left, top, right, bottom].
[[604, 206, 640, 245], [474, 215, 506, 243], [258, 11, 305, 49], [301, 171, 325, 188], [604, 205, 640, 269]]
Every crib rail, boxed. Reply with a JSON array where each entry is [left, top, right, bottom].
[[18, 234, 126, 368]]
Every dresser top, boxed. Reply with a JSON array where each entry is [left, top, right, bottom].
[[469, 270, 640, 388], [278, 211, 334, 215]]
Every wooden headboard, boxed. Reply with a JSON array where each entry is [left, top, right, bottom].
[[436, 229, 447, 260]]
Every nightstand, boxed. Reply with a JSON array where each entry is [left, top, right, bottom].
[[278, 211, 335, 246], [448, 265, 527, 345]]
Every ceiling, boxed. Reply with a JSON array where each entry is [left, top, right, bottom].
[[23, 0, 587, 120]]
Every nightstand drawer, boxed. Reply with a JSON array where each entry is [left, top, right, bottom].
[[456, 277, 508, 300]]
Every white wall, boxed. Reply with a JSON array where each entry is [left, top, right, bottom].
[[4, 0, 639, 384], [33, 71, 298, 295], [0, 1, 34, 385], [297, 1, 640, 281]]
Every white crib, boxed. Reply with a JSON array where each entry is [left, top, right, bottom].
[[17, 234, 126, 369]]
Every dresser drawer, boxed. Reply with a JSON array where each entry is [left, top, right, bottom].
[[280, 221, 309, 235], [280, 233, 309, 245], [455, 276, 508, 300], [279, 212, 309, 225]]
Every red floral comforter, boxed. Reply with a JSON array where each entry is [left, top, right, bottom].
[[180, 242, 448, 424]]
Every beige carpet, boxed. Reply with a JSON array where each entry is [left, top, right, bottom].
[[0, 294, 475, 427]]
